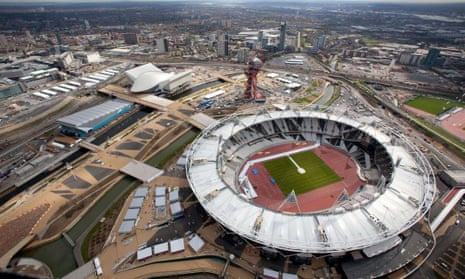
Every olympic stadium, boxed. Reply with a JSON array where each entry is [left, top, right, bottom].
[[186, 106, 436, 257]]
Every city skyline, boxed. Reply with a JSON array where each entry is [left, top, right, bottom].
[[1, 0, 465, 3]]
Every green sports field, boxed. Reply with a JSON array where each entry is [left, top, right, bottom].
[[405, 96, 464, 116], [263, 150, 341, 196]]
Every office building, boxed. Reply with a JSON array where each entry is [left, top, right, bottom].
[[218, 32, 229, 57], [279, 21, 286, 51], [423, 48, 440, 68], [123, 33, 140, 45]]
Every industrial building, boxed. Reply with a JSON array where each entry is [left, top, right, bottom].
[[57, 99, 132, 137], [125, 63, 191, 94]]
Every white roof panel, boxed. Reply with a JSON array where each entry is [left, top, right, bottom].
[[123, 208, 140, 220], [118, 220, 135, 234], [188, 234, 205, 253], [137, 247, 152, 261], [169, 189, 179, 202], [170, 202, 183, 215], [135, 186, 149, 198], [155, 186, 166, 196], [153, 242, 169, 254], [130, 197, 144, 208], [155, 196, 166, 207], [263, 268, 279, 279], [169, 238, 185, 253]]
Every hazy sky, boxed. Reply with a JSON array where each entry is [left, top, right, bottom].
[[1, 0, 465, 3]]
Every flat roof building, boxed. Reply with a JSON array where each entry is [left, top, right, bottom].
[[57, 99, 132, 137]]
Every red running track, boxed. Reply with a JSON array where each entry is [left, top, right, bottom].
[[243, 142, 366, 213]]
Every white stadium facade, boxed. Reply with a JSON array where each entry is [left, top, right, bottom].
[[186, 106, 436, 258]]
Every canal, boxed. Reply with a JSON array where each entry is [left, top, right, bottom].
[[18, 129, 199, 278]]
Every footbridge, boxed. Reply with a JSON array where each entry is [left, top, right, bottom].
[[98, 85, 217, 130], [79, 140, 105, 152]]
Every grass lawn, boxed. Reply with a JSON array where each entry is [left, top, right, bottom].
[[405, 96, 464, 116], [263, 150, 341, 195]]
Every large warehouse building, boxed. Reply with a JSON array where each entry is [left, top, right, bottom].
[[186, 106, 436, 278], [125, 63, 192, 94], [57, 99, 132, 137]]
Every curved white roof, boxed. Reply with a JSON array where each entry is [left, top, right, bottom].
[[125, 63, 162, 81], [186, 107, 436, 253], [130, 71, 174, 93]]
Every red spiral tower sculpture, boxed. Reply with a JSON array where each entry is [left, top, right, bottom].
[[243, 50, 266, 102]]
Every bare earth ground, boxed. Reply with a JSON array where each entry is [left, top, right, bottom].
[[440, 109, 465, 141]]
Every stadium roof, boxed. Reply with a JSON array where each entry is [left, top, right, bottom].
[[186, 108, 436, 253], [57, 100, 132, 133]]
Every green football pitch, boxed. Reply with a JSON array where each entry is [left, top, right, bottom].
[[263, 150, 341, 196], [405, 96, 464, 116]]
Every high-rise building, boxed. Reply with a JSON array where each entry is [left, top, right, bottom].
[[237, 47, 250, 63], [296, 32, 301, 50], [312, 35, 327, 52], [156, 38, 169, 53], [279, 22, 286, 51], [257, 31, 264, 49], [218, 33, 229, 57], [123, 33, 140, 45], [423, 48, 440, 67]]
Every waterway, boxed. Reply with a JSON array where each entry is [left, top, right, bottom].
[[18, 129, 200, 278], [144, 129, 198, 168]]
